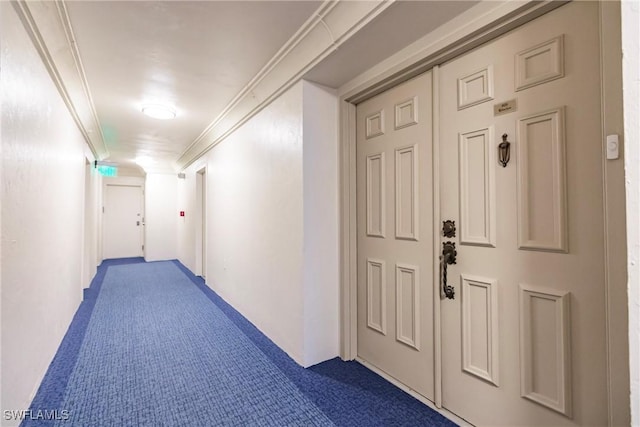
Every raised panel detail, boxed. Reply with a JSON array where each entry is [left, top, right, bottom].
[[462, 275, 499, 386], [395, 145, 418, 240], [365, 110, 385, 139], [395, 97, 418, 129], [366, 153, 385, 238], [519, 284, 571, 417], [395, 263, 419, 350], [517, 108, 567, 252], [515, 35, 564, 91], [459, 127, 496, 247], [457, 65, 494, 109], [366, 259, 386, 334]]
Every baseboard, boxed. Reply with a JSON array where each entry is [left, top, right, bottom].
[[356, 357, 473, 427]]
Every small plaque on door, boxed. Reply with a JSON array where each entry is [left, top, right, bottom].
[[494, 99, 517, 116]]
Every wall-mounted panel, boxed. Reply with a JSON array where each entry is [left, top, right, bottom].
[[395, 145, 418, 241], [462, 275, 499, 386], [517, 108, 567, 252], [459, 127, 496, 247], [366, 259, 387, 334], [395, 97, 418, 129], [515, 35, 564, 91], [395, 263, 419, 350], [457, 65, 494, 109], [365, 110, 385, 139], [366, 153, 386, 238], [519, 284, 571, 417]]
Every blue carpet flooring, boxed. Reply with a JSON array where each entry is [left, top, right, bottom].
[[24, 259, 457, 427]]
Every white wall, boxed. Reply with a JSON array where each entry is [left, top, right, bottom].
[[145, 173, 178, 262], [1, 3, 88, 418], [177, 81, 340, 367], [622, 0, 640, 424], [301, 82, 340, 366], [208, 82, 305, 363]]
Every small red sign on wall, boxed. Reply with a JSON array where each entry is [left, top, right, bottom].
[[180, 211, 185, 217]]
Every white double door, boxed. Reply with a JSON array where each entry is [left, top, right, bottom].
[[356, 2, 608, 425]]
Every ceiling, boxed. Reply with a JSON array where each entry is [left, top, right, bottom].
[[64, 0, 477, 175]]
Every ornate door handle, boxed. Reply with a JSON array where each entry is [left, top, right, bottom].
[[441, 242, 456, 300]]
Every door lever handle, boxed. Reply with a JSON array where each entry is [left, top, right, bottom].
[[441, 242, 456, 300]]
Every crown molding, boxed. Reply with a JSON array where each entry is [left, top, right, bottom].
[[174, 0, 395, 171], [11, 0, 109, 160], [339, 0, 569, 104]]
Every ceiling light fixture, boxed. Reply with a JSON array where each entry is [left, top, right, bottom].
[[141, 104, 176, 120]]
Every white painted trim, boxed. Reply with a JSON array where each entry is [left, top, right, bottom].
[[461, 274, 499, 387], [179, 1, 337, 159], [597, 3, 632, 425], [431, 65, 443, 409], [195, 166, 208, 280], [365, 110, 385, 139], [516, 107, 568, 253], [458, 126, 496, 248], [11, 0, 109, 160], [514, 35, 564, 92], [395, 263, 420, 350], [394, 144, 419, 241], [366, 258, 387, 335], [339, 100, 358, 361], [176, 0, 395, 171], [356, 357, 473, 427], [339, 1, 568, 104], [365, 152, 386, 238], [457, 65, 495, 110], [394, 96, 419, 130], [519, 283, 572, 418]]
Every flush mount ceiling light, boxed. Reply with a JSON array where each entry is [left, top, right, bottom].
[[141, 104, 176, 120]]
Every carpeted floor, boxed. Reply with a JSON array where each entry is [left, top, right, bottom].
[[24, 259, 457, 427]]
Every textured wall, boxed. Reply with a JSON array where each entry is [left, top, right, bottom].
[[177, 81, 340, 367], [1, 3, 87, 416], [301, 81, 340, 366]]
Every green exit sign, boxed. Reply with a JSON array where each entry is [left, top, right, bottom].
[[97, 165, 118, 177]]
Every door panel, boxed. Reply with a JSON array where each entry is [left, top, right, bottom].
[[103, 184, 143, 259], [356, 71, 434, 400], [439, 2, 606, 425]]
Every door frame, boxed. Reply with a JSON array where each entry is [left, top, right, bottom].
[[195, 166, 207, 279], [338, 0, 628, 423]]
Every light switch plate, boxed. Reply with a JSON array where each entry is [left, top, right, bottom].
[[606, 134, 619, 160]]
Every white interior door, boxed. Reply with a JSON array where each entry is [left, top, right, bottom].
[[438, 2, 607, 425], [356, 71, 435, 400], [103, 184, 143, 259]]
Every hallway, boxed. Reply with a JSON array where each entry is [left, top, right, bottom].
[[24, 259, 454, 426], [2, 1, 639, 426]]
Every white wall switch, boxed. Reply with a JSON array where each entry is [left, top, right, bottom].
[[606, 134, 619, 160]]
